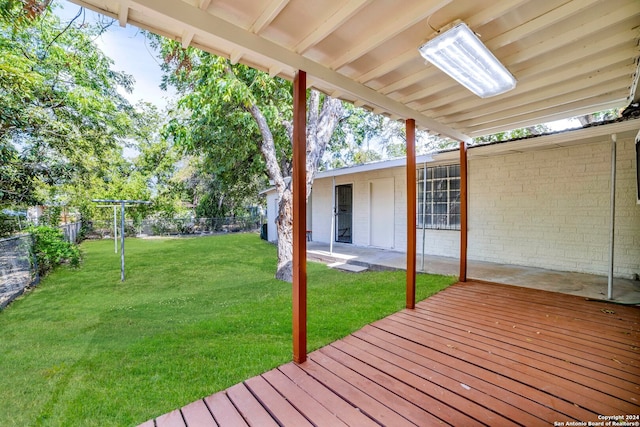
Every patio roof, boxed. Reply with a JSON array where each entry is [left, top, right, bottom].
[[68, 0, 640, 141]]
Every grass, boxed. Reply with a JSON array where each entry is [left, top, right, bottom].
[[0, 233, 456, 426]]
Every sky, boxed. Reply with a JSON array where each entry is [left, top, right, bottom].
[[57, 1, 175, 109]]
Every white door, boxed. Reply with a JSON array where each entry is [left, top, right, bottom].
[[369, 178, 394, 248]]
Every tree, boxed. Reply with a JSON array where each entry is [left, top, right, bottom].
[[0, 0, 135, 208], [472, 124, 550, 144], [156, 41, 343, 281], [575, 108, 620, 126]]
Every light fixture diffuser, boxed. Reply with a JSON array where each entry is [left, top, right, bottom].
[[418, 21, 516, 98]]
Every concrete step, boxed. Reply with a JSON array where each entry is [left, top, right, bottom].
[[327, 262, 368, 273], [307, 250, 352, 264]]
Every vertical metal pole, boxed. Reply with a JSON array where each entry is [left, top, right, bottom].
[[608, 134, 617, 299], [112, 207, 116, 252], [330, 176, 336, 255], [292, 70, 307, 363], [421, 161, 427, 271], [406, 119, 416, 309], [460, 141, 468, 282], [120, 201, 125, 282]]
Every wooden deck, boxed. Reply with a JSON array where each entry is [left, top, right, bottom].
[[141, 281, 640, 426]]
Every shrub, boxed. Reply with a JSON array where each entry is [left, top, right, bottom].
[[28, 226, 81, 275]]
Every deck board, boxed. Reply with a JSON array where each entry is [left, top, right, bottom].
[[180, 400, 217, 427], [141, 281, 640, 426], [224, 383, 277, 427], [203, 391, 246, 427]]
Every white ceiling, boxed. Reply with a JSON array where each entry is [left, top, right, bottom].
[[69, 0, 640, 141]]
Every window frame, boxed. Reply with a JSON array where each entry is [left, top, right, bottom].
[[417, 164, 461, 230]]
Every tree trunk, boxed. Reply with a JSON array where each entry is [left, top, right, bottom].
[[248, 90, 342, 282], [275, 187, 293, 281]]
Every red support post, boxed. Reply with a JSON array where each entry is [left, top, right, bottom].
[[406, 119, 416, 309], [459, 141, 468, 282], [292, 70, 308, 363]]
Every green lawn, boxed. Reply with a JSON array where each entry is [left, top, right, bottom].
[[0, 233, 456, 426]]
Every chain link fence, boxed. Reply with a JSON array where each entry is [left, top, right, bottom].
[[59, 222, 82, 244], [0, 234, 38, 309], [86, 216, 262, 238], [0, 222, 82, 309]]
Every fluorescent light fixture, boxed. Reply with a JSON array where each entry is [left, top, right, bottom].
[[418, 21, 516, 98]]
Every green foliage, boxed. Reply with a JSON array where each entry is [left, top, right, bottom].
[[156, 39, 278, 215], [0, 234, 455, 426], [0, 1, 135, 208], [28, 225, 81, 274], [473, 124, 551, 144]]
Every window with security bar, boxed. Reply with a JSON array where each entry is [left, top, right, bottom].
[[417, 164, 461, 230]]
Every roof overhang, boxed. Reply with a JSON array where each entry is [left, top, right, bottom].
[[67, 0, 640, 141], [434, 117, 640, 162]]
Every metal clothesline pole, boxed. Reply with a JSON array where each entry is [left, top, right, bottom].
[[92, 199, 151, 281], [120, 201, 125, 282], [113, 206, 117, 253]]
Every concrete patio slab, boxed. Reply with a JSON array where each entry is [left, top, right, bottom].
[[308, 241, 640, 305]]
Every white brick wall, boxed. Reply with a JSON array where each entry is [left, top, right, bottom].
[[310, 135, 639, 279], [468, 136, 639, 279]]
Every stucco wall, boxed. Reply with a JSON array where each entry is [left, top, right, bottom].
[[310, 134, 639, 279]]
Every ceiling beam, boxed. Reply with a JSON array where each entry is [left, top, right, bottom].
[[629, 61, 640, 103], [485, 0, 602, 52], [294, 0, 371, 54], [269, 65, 283, 78], [117, 0, 129, 27], [379, 68, 435, 96], [229, 49, 243, 64], [130, 0, 470, 141], [465, 90, 629, 137], [499, 3, 639, 67], [329, 0, 451, 70], [357, 49, 417, 85], [250, 0, 290, 34], [416, 64, 630, 123], [399, 77, 456, 104], [413, 29, 639, 117], [451, 74, 631, 128], [375, 15, 629, 99], [509, 29, 636, 79], [181, 29, 195, 48], [435, 49, 634, 120]]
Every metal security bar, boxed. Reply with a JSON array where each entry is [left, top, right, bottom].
[[417, 164, 461, 230]]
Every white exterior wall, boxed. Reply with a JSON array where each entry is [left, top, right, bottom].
[[310, 134, 639, 279], [416, 229, 460, 257], [468, 136, 639, 279], [311, 167, 407, 249], [263, 189, 313, 243]]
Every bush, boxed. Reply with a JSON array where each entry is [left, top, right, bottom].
[[28, 226, 81, 275]]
